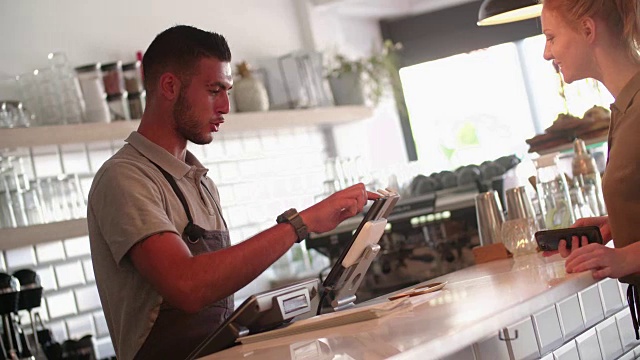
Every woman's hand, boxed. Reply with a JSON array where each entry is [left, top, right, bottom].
[[571, 216, 612, 242], [565, 243, 633, 280], [542, 216, 610, 258]]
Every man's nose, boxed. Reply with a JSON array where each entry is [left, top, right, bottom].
[[216, 92, 231, 114]]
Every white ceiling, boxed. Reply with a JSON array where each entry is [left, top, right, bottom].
[[310, 0, 480, 19]]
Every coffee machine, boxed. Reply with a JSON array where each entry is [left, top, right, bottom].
[[0, 272, 34, 360], [308, 187, 480, 302]]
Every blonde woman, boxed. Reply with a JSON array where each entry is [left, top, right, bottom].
[[540, 0, 640, 337]]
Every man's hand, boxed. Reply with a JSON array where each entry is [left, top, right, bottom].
[[300, 183, 381, 234]]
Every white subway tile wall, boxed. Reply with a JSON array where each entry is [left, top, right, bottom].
[[45, 291, 77, 319], [74, 285, 102, 312], [3, 127, 331, 358], [35, 241, 66, 263], [93, 311, 109, 338], [64, 236, 92, 258], [54, 261, 85, 288], [65, 314, 95, 340], [6, 246, 37, 269]]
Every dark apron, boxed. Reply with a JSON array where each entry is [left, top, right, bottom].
[[135, 165, 233, 360]]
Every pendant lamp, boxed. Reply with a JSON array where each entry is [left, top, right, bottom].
[[477, 0, 543, 26]]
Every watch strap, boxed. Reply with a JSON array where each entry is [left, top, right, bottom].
[[277, 208, 309, 243]]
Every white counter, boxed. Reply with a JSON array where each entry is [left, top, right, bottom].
[[202, 253, 600, 359]]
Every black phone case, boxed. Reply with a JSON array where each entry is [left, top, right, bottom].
[[535, 226, 603, 251]]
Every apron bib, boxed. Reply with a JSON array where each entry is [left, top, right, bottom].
[[135, 164, 233, 360]]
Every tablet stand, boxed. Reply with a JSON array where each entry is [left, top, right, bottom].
[[325, 243, 381, 312]]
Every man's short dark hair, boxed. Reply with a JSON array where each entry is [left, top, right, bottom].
[[142, 25, 231, 94]]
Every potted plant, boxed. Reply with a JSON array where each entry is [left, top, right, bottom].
[[325, 40, 402, 107]]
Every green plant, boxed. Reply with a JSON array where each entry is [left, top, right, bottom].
[[326, 40, 403, 106]]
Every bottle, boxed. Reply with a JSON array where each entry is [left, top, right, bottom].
[[75, 63, 110, 123], [233, 61, 269, 112], [571, 138, 606, 216], [534, 153, 575, 230], [123, 61, 144, 94]]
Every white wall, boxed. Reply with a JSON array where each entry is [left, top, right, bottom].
[[306, 1, 409, 171], [0, 0, 306, 78], [0, 0, 409, 171]]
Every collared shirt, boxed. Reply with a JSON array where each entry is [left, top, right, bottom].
[[87, 131, 225, 360], [602, 70, 640, 287]]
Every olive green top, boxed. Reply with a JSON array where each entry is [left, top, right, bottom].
[[602, 70, 640, 287]]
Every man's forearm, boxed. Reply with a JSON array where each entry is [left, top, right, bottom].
[[183, 223, 298, 311]]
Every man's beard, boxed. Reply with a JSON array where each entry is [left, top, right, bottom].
[[173, 90, 212, 145]]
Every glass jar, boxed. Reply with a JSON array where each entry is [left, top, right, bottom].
[[75, 63, 110, 123], [535, 153, 575, 230], [572, 138, 606, 216], [101, 61, 125, 96], [123, 61, 144, 93], [107, 93, 131, 121], [0, 101, 34, 128], [127, 91, 146, 119], [47, 52, 85, 124]]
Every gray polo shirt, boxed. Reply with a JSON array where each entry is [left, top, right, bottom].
[[87, 131, 226, 360]]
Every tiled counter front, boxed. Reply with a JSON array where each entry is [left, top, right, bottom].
[[450, 278, 637, 360], [204, 254, 635, 360]]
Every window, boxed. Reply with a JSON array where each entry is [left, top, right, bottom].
[[400, 34, 613, 173]]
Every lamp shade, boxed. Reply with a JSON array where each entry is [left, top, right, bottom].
[[478, 0, 542, 26]]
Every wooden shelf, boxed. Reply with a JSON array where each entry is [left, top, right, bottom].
[[0, 218, 88, 251], [533, 134, 608, 155], [0, 106, 373, 149]]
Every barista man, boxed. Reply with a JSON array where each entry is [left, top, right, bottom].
[[87, 25, 379, 360]]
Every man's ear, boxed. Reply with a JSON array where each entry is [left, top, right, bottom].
[[581, 17, 597, 43], [158, 72, 180, 101]]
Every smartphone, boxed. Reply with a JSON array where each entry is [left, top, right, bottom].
[[535, 226, 604, 251]]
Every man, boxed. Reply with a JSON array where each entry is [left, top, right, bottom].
[[87, 25, 378, 359]]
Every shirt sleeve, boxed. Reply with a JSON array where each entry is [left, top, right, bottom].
[[89, 160, 179, 265]]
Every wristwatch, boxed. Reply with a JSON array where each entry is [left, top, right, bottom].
[[276, 208, 309, 243]]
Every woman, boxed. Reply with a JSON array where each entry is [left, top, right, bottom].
[[540, 0, 640, 337]]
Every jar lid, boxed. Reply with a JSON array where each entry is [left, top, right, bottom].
[[75, 63, 101, 73], [534, 152, 560, 168], [107, 92, 128, 101], [127, 91, 145, 98], [101, 61, 123, 71], [0, 100, 21, 107], [123, 61, 141, 71]]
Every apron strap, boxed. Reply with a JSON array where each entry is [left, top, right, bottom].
[[152, 163, 195, 224], [627, 284, 640, 340], [148, 160, 228, 231]]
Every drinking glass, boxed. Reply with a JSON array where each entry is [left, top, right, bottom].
[[501, 218, 538, 256]]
